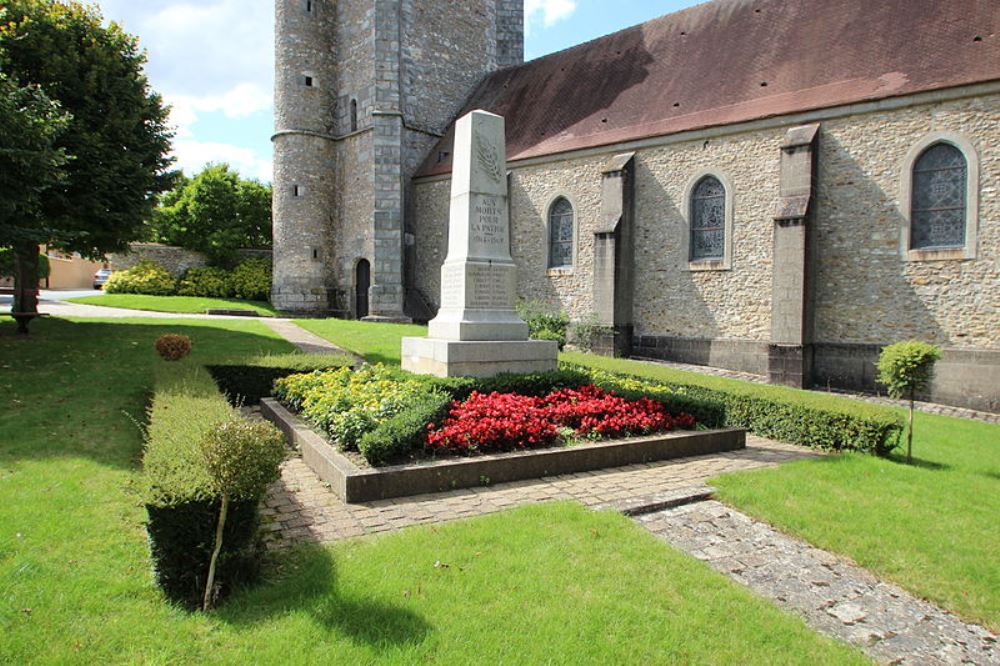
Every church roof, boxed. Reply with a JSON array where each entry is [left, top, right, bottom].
[[416, 0, 1000, 178]]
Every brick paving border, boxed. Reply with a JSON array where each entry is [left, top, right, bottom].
[[260, 435, 816, 548], [638, 501, 998, 665]]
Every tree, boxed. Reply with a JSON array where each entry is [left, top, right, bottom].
[[0, 74, 70, 324], [147, 164, 272, 266], [876, 340, 941, 464], [0, 0, 173, 329]]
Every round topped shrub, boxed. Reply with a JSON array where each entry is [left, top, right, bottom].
[[155, 334, 192, 361], [104, 259, 176, 295], [177, 266, 233, 298], [228, 258, 272, 301]]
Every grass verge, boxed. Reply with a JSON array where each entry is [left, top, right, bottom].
[[294, 318, 427, 365], [68, 294, 280, 317]]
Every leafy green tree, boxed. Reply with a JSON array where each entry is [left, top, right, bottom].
[[876, 340, 941, 464], [147, 164, 272, 265], [0, 0, 173, 328], [0, 73, 70, 321]]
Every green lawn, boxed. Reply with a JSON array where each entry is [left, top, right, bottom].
[[561, 350, 1000, 630], [0, 316, 866, 664], [68, 293, 280, 317], [295, 318, 427, 365]]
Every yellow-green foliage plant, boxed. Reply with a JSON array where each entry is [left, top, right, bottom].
[[104, 260, 176, 295], [274, 364, 428, 454]]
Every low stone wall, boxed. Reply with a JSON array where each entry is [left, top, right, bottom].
[[108, 244, 272, 277], [814, 343, 1000, 414], [632, 335, 769, 376]]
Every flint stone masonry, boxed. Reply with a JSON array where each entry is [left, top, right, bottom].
[[639, 501, 999, 666], [109, 244, 271, 277]]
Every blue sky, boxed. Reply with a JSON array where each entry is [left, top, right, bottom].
[[94, 0, 702, 183]]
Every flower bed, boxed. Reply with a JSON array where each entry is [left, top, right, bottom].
[[427, 386, 695, 454], [274, 364, 697, 466]]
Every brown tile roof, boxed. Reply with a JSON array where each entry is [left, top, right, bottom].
[[417, 0, 1000, 178]]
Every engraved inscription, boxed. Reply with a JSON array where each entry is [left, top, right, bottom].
[[470, 194, 508, 254], [466, 263, 512, 310]]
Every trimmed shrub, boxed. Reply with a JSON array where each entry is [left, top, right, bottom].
[[104, 259, 176, 295], [155, 334, 192, 361], [228, 258, 272, 301], [517, 300, 570, 350], [199, 418, 285, 609], [358, 390, 453, 465], [877, 340, 941, 462], [207, 353, 353, 406], [143, 364, 279, 609], [176, 266, 233, 298], [564, 362, 902, 455]]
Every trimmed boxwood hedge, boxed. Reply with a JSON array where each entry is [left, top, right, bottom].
[[143, 363, 277, 609], [562, 361, 902, 455], [207, 353, 354, 406]]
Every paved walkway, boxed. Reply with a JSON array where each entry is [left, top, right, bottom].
[[260, 319, 361, 360], [260, 435, 817, 547], [631, 355, 1000, 424], [638, 501, 998, 666]]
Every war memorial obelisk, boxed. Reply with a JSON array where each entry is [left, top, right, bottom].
[[401, 110, 558, 377]]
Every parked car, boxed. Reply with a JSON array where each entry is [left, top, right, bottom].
[[93, 268, 112, 289]]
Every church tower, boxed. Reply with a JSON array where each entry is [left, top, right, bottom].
[[272, 0, 524, 317]]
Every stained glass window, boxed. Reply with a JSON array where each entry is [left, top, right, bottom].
[[690, 176, 725, 260], [548, 197, 574, 268], [911, 143, 966, 249]]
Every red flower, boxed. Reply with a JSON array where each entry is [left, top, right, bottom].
[[425, 385, 697, 454]]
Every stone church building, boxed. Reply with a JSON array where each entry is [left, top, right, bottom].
[[271, 0, 999, 412]]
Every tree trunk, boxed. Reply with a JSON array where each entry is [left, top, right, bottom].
[[203, 493, 229, 612], [12, 242, 40, 334], [907, 390, 915, 465]]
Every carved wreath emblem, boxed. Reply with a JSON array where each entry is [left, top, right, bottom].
[[476, 132, 503, 183]]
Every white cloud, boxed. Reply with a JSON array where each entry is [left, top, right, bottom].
[[525, 0, 578, 30], [172, 139, 272, 182], [97, 1, 272, 128]]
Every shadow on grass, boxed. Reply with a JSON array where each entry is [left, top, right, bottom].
[[219, 544, 431, 650], [0, 317, 293, 470], [885, 453, 951, 471]]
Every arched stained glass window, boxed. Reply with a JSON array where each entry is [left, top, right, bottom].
[[911, 143, 967, 249], [548, 197, 574, 268], [690, 176, 725, 260]]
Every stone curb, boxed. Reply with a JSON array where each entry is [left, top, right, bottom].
[[592, 485, 715, 516]]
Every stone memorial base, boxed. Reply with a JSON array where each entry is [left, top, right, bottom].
[[401, 337, 558, 378]]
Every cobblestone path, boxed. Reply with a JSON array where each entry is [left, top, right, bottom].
[[637, 501, 998, 666]]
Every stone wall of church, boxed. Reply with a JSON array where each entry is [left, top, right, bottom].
[[329, 131, 374, 317], [812, 93, 999, 350], [401, 0, 497, 136], [412, 90, 999, 410]]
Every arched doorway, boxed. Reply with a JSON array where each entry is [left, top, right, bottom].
[[355, 259, 370, 319]]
